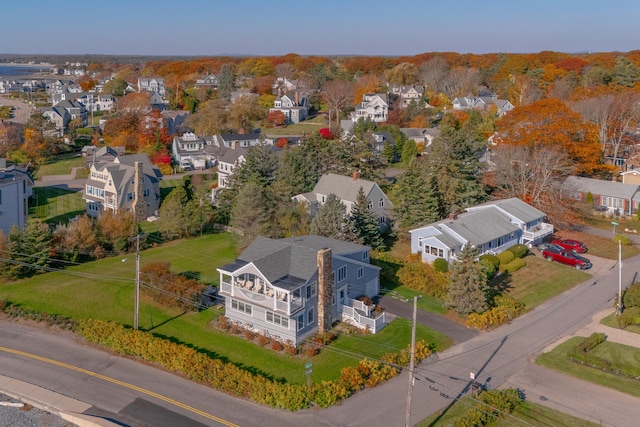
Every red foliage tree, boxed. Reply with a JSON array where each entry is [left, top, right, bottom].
[[267, 110, 287, 126]]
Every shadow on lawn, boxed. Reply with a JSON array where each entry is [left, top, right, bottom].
[[149, 316, 282, 382]]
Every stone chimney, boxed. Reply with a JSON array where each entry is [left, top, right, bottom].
[[133, 161, 146, 223], [448, 212, 458, 220], [352, 171, 360, 181], [317, 248, 333, 334], [231, 140, 238, 150]]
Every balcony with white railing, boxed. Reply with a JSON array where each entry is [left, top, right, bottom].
[[220, 277, 303, 315], [522, 222, 554, 243]]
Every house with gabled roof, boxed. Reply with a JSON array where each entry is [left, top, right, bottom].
[[83, 154, 162, 221], [138, 77, 165, 96], [195, 74, 219, 89], [351, 93, 389, 123], [390, 84, 426, 108], [293, 172, 393, 231], [410, 198, 553, 263], [269, 91, 309, 124], [217, 235, 385, 345], [41, 99, 88, 136], [452, 91, 514, 117], [563, 175, 640, 215]]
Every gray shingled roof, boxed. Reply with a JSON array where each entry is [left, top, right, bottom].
[[221, 235, 371, 286], [443, 207, 520, 247], [474, 197, 547, 224], [312, 173, 377, 203], [565, 176, 640, 200]]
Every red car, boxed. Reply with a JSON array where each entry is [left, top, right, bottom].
[[551, 239, 587, 253]]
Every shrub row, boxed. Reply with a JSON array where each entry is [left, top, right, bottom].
[[616, 306, 640, 329], [568, 333, 640, 379], [454, 388, 523, 427], [465, 295, 526, 329], [0, 301, 77, 330], [77, 319, 433, 410]]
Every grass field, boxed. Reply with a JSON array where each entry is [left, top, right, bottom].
[[417, 394, 601, 427], [34, 154, 85, 179], [262, 115, 329, 136], [0, 232, 452, 384], [536, 337, 640, 397], [496, 254, 591, 309], [601, 310, 640, 333]]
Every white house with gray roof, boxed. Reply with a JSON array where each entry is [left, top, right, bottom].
[[351, 93, 389, 123], [293, 172, 393, 231], [452, 92, 514, 117], [410, 198, 553, 263], [217, 235, 385, 345]]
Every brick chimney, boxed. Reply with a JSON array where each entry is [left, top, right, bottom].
[[352, 171, 360, 181], [317, 248, 333, 334], [133, 161, 146, 223], [295, 91, 299, 106]]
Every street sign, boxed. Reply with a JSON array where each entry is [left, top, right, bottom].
[[611, 221, 619, 225], [470, 372, 475, 380], [305, 362, 312, 369]]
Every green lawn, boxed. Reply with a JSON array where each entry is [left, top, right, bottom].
[[263, 115, 329, 136], [536, 337, 640, 397], [601, 310, 640, 333], [30, 187, 85, 224], [492, 254, 590, 309], [417, 393, 600, 427], [0, 232, 452, 384], [34, 155, 85, 179], [380, 285, 448, 314]]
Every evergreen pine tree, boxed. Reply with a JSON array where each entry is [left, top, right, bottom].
[[310, 193, 348, 240], [445, 244, 488, 316], [392, 159, 442, 230], [350, 186, 385, 250]]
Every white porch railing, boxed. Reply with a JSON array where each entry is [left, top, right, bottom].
[[339, 298, 386, 333], [220, 279, 303, 315], [522, 222, 554, 243]]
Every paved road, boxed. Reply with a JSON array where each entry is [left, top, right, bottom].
[[0, 96, 35, 124]]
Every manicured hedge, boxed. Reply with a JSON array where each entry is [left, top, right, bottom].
[[77, 319, 433, 410], [497, 251, 515, 266], [506, 244, 529, 258]]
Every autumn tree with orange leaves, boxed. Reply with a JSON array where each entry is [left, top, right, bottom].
[[494, 98, 605, 175]]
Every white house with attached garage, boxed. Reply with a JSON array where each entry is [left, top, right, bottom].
[[409, 198, 553, 264], [217, 235, 386, 345]]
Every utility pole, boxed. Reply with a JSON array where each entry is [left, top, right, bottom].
[[617, 240, 623, 316], [405, 295, 418, 427], [130, 233, 146, 330]]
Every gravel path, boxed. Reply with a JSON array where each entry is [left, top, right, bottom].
[[0, 393, 73, 427]]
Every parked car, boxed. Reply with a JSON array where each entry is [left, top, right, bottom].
[[552, 239, 587, 253], [537, 242, 564, 252], [542, 245, 592, 270]]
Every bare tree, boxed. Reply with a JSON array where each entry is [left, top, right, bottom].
[[420, 57, 449, 92], [322, 80, 354, 132], [441, 67, 479, 100], [275, 62, 294, 80], [573, 93, 640, 165], [384, 62, 419, 85], [510, 74, 542, 107], [490, 145, 576, 227], [548, 75, 578, 101]]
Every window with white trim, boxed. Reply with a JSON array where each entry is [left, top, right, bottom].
[[297, 314, 304, 330], [307, 307, 314, 324], [266, 311, 289, 328], [357, 267, 364, 279], [336, 265, 347, 282], [231, 299, 252, 315], [379, 197, 384, 207]]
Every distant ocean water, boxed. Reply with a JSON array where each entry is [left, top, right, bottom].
[[0, 64, 50, 78]]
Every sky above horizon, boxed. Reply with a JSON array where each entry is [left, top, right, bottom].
[[2, 0, 638, 57]]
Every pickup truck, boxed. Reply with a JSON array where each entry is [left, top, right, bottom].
[[542, 245, 592, 270]]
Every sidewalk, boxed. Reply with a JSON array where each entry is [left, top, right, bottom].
[[543, 307, 639, 352], [0, 375, 119, 427]]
